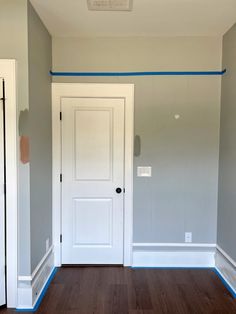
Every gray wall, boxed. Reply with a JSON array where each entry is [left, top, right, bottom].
[[0, 0, 31, 275], [53, 37, 222, 244], [28, 2, 52, 272], [217, 23, 236, 261], [0, 0, 52, 275], [0, 0, 29, 109]]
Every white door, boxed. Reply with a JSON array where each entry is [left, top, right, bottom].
[[0, 78, 6, 306], [61, 97, 125, 264]]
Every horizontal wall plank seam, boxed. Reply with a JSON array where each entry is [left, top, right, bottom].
[[50, 69, 226, 77]]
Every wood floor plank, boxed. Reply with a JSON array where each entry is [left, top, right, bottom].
[[128, 269, 153, 310], [105, 284, 128, 314]]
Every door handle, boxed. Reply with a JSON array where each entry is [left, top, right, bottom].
[[116, 187, 122, 194]]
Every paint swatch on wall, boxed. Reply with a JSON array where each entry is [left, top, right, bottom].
[[20, 136, 30, 164], [134, 135, 141, 156]]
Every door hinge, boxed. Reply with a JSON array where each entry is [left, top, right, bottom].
[[60, 111, 62, 120], [60, 174, 62, 182], [0, 79, 5, 103], [60, 234, 62, 243], [4, 182, 6, 195]]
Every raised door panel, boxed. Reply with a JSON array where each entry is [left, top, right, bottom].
[[74, 108, 113, 181], [73, 198, 113, 247]]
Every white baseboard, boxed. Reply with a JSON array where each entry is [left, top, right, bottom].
[[17, 246, 54, 309], [133, 242, 216, 248], [215, 245, 236, 296], [132, 244, 215, 267]]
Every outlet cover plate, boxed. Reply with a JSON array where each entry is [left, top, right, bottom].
[[185, 232, 192, 243], [87, 0, 133, 11], [137, 166, 152, 177]]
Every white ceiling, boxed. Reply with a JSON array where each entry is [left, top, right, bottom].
[[30, 0, 236, 37]]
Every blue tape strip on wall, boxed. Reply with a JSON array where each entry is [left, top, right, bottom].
[[50, 69, 226, 77]]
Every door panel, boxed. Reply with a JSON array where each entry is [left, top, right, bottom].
[[75, 109, 112, 181], [73, 198, 112, 246], [61, 97, 124, 264]]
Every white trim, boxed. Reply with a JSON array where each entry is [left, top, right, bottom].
[[17, 275, 31, 282], [17, 247, 54, 309], [133, 243, 216, 248], [215, 267, 236, 297], [133, 250, 215, 268], [216, 245, 236, 268], [18, 245, 54, 282], [215, 246, 236, 295], [0, 78, 5, 306], [0, 60, 18, 307], [52, 83, 134, 266]]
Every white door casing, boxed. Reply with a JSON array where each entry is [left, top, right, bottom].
[[52, 83, 134, 266], [0, 78, 5, 306], [0, 60, 17, 308], [61, 98, 124, 264]]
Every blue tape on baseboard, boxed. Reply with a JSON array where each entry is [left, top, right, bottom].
[[213, 268, 236, 299], [16, 267, 58, 312], [50, 69, 226, 77]]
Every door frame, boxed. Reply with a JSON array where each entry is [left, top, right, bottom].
[[52, 83, 134, 266], [0, 60, 18, 307]]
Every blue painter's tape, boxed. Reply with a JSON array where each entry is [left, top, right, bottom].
[[16, 267, 58, 312], [222, 68, 227, 75], [213, 268, 236, 299], [50, 69, 226, 77]]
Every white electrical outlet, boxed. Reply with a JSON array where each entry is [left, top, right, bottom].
[[46, 238, 50, 252], [185, 232, 192, 243], [137, 166, 152, 177], [87, 0, 133, 11]]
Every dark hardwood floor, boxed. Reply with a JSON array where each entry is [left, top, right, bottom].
[[1, 267, 236, 313]]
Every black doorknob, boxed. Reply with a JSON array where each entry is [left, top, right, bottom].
[[116, 187, 122, 194]]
